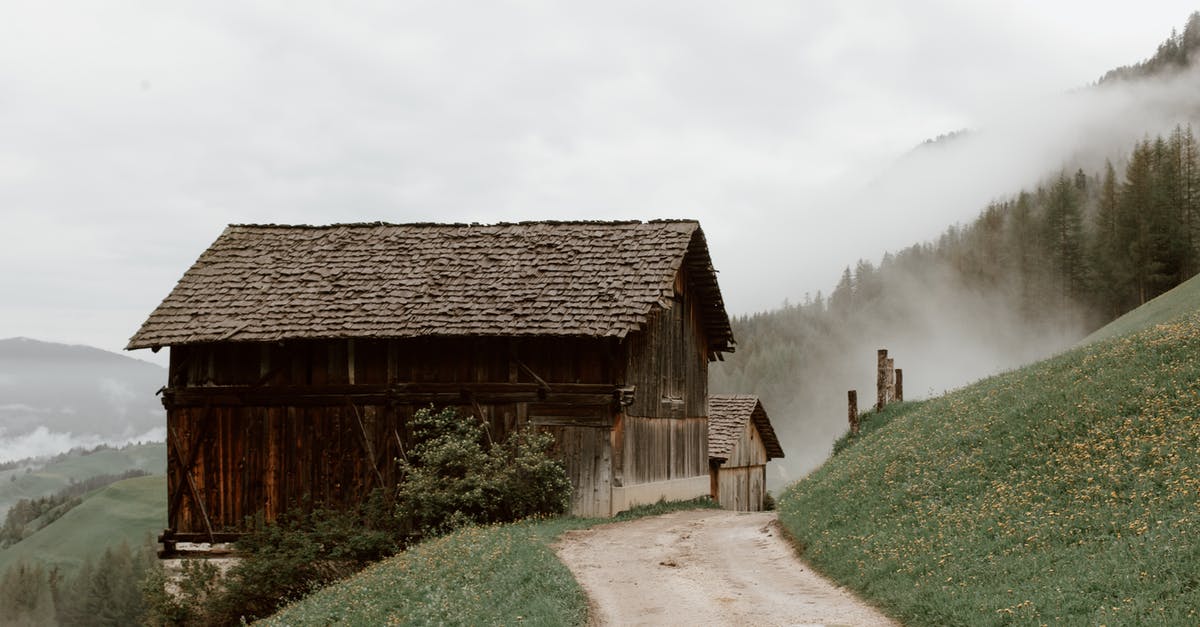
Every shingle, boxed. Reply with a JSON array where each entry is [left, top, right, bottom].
[[708, 395, 785, 461], [127, 220, 734, 351]]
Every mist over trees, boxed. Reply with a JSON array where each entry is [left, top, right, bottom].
[[1100, 12, 1200, 84], [0, 540, 157, 626], [715, 123, 1200, 484]]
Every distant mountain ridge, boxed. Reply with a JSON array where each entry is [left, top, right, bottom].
[[0, 338, 166, 462], [0, 337, 161, 365]]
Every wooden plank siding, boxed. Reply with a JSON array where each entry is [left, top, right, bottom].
[[711, 420, 770, 511], [716, 465, 766, 512], [615, 267, 711, 490], [164, 267, 716, 533], [620, 417, 707, 485], [620, 269, 708, 419], [165, 336, 622, 533]]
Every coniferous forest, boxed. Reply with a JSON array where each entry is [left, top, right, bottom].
[[714, 15, 1200, 485], [714, 121, 1200, 482]]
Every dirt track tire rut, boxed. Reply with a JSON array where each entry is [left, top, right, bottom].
[[555, 509, 896, 626]]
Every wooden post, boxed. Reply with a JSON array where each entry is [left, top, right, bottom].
[[895, 369, 904, 402], [875, 349, 888, 411], [885, 358, 895, 403], [848, 390, 859, 435]]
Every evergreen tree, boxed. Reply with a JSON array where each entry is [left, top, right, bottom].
[[1091, 160, 1126, 316], [0, 561, 55, 626], [1043, 171, 1085, 304], [1120, 139, 1156, 304], [830, 267, 853, 315]]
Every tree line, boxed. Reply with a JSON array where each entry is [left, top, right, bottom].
[[713, 124, 1200, 478], [1, 469, 150, 548]]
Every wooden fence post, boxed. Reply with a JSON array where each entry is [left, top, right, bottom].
[[885, 358, 895, 403], [876, 349, 888, 411], [895, 369, 904, 402], [848, 390, 859, 435]]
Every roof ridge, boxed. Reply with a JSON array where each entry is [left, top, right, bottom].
[[227, 219, 701, 230]]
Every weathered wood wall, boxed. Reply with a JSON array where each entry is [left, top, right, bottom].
[[712, 420, 769, 511], [715, 465, 766, 511], [165, 336, 620, 535], [612, 269, 712, 490], [169, 336, 615, 389], [618, 416, 707, 485], [620, 271, 708, 419]]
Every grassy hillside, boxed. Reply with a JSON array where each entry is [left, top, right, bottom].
[[1082, 272, 1200, 345], [779, 309, 1200, 625], [0, 475, 165, 575], [0, 442, 165, 517]]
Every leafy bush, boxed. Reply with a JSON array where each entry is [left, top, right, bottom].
[[142, 557, 221, 627], [195, 493, 404, 625], [395, 406, 572, 536]]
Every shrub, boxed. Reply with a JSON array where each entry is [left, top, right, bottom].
[[203, 494, 404, 625], [395, 406, 572, 537]]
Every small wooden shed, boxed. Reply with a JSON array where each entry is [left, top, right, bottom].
[[127, 220, 735, 543], [707, 395, 784, 511]]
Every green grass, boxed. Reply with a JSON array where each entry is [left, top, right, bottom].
[[778, 310, 1200, 625], [1082, 272, 1200, 345], [260, 498, 717, 626], [0, 475, 166, 575], [0, 442, 166, 517]]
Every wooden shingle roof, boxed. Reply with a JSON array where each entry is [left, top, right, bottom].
[[127, 220, 734, 352], [708, 395, 785, 462]]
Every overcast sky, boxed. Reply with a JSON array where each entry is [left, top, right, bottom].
[[1, 1, 1196, 365]]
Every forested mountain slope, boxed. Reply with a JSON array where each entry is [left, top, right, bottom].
[[713, 12, 1200, 483]]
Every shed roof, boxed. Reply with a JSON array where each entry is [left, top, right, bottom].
[[708, 394, 785, 462], [127, 220, 734, 352]]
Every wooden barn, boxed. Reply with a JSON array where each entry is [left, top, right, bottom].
[[126, 220, 735, 544], [707, 395, 784, 511]]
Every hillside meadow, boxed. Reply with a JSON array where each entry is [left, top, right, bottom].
[[779, 309, 1200, 625], [0, 443, 165, 518], [0, 475, 165, 576]]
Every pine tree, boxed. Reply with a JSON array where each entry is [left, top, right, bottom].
[[830, 267, 854, 315], [0, 561, 55, 626], [1043, 171, 1085, 305], [1091, 160, 1126, 316], [1120, 139, 1156, 305], [1179, 124, 1199, 276]]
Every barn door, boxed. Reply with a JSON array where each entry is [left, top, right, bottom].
[[535, 424, 612, 517]]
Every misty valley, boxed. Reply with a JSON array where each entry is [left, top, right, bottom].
[[5, 9, 1200, 627]]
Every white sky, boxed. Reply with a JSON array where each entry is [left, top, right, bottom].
[[0, 1, 1196, 365]]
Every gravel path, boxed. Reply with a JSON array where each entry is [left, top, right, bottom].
[[555, 509, 897, 626]]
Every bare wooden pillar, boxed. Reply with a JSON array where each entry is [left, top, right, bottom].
[[895, 369, 904, 402], [848, 390, 859, 435], [875, 349, 888, 411], [885, 357, 895, 403]]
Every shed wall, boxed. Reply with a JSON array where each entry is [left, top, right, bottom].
[[164, 336, 618, 534], [711, 421, 770, 511], [613, 270, 712, 498]]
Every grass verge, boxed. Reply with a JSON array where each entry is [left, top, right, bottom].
[[779, 310, 1200, 625], [260, 497, 717, 626]]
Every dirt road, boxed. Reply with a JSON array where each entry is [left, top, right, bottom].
[[555, 509, 897, 626]]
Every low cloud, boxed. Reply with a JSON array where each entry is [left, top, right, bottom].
[[0, 425, 165, 464]]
